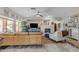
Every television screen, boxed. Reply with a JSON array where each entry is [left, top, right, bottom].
[[30, 23, 38, 28]]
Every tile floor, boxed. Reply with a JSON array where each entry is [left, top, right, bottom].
[[0, 43, 79, 52], [0, 37, 79, 52]]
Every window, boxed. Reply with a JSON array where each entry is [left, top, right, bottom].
[[0, 18, 25, 33], [19, 21, 23, 32], [16, 21, 22, 32], [0, 18, 3, 33], [7, 20, 14, 33], [16, 21, 20, 32]]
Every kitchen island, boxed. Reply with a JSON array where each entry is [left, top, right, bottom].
[[0, 32, 42, 46]]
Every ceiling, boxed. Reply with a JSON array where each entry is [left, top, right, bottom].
[[9, 7, 79, 19]]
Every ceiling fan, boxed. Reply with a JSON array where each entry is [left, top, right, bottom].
[[30, 8, 43, 17]]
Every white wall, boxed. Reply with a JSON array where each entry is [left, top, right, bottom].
[[0, 7, 5, 15], [40, 25, 54, 33]]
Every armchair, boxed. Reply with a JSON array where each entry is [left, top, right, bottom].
[[49, 31, 65, 41]]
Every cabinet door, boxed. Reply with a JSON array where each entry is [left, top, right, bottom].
[[24, 35, 30, 44], [13, 35, 25, 45], [13, 35, 29, 45], [2, 36, 14, 45], [30, 35, 42, 45], [36, 35, 42, 44], [30, 35, 37, 44]]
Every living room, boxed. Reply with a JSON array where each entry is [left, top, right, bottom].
[[0, 7, 79, 52]]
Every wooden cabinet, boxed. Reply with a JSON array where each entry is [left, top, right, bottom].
[[30, 35, 37, 44], [0, 32, 42, 46], [14, 32, 30, 45], [24, 35, 30, 45], [13, 35, 29, 45], [1, 34, 15, 45], [29, 32, 42, 45], [13, 35, 25, 45]]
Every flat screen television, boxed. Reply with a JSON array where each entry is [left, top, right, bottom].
[[30, 23, 38, 28]]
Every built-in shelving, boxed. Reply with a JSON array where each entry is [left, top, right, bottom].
[[66, 15, 79, 40]]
